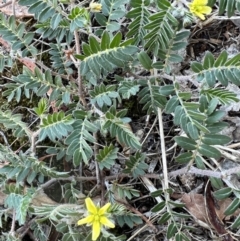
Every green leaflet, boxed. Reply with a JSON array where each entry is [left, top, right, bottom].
[[198, 144, 221, 158], [224, 198, 240, 216], [40, 111, 74, 141], [138, 51, 152, 70], [123, 152, 147, 177], [213, 187, 232, 200], [97, 144, 118, 169], [174, 136, 197, 150], [202, 134, 231, 145]]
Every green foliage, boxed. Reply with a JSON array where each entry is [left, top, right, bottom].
[[49, 43, 73, 74], [11, 67, 72, 104], [191, 51, 240, 87], [110, 183, 140, 200], [144, 0, 179, 53], [0, 13, 36, 56], [0, 109, 29, 137], [200, 88, 239, 105], [97, 144, 118, 169], [0, 0, 239, 239], [153, 30, 190, 73], [95, 0, 129, 32], [68, 7, 90, 31], [65, 110, 98, 166], [103, 107, 141, 149], [123, 152, 148, 178], [76, 31, 138, 82], [138, 80, 167, 114], [118, 80, 140, 99], [39, 111, 74, 141], [90, 84, 119, 108], [126, 0, 150, 45]]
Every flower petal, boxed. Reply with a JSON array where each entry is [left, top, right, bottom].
[[199, 0, 208, 5], [92, 221, 101, 241], [100, 216, 115, 228], [99, 203, 111, 215], [195, 12, 205, 20], [192, 0, 208, 5], [200, 6, 212, 14], [77, 215, 94, 225], [85, 197, 98, 214]]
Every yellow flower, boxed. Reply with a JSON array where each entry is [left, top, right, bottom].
[[77, 197, 115, 240], [89, 2, 102, 12], [189, 0, 212, 20]]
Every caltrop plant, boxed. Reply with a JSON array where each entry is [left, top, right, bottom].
[[0, 0, 240, 240]]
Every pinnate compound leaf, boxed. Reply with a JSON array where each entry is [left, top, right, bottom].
[[97, 144, 118, 170], [118, 80, 140, 99], [104, 108, 141, 150], [123, 152, 147, 178], [90, 84, 118, 108], [40, 111, 74, 141], [65, 111, 98, 166]]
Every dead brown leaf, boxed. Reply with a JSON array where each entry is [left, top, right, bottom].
[[178, 193, 240, 224]]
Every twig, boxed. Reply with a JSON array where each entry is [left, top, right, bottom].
[[0, 1, 12, 8], [39, 164, 240, 190], [10, 210, 16, 234], [12, 0, 16, 16], [141, 117, 157, 145], [152, 59, 169, 196], [128, 71, 199, 87], [29, 129, 40, 154]]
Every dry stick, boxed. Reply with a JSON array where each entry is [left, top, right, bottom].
[[40, 165, 240, 190], [10, 210, 16, 234], [74, 30, 85, 193], [227, 142, 240, 149], [128, 71, 199, 87], [94, 133, 101, 186], [93, 133, 105, 205], [12, 0, 16, 16], [0, 1, 12, 8], [152, 60, 169, 200], [141, 117, 157, 145]]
